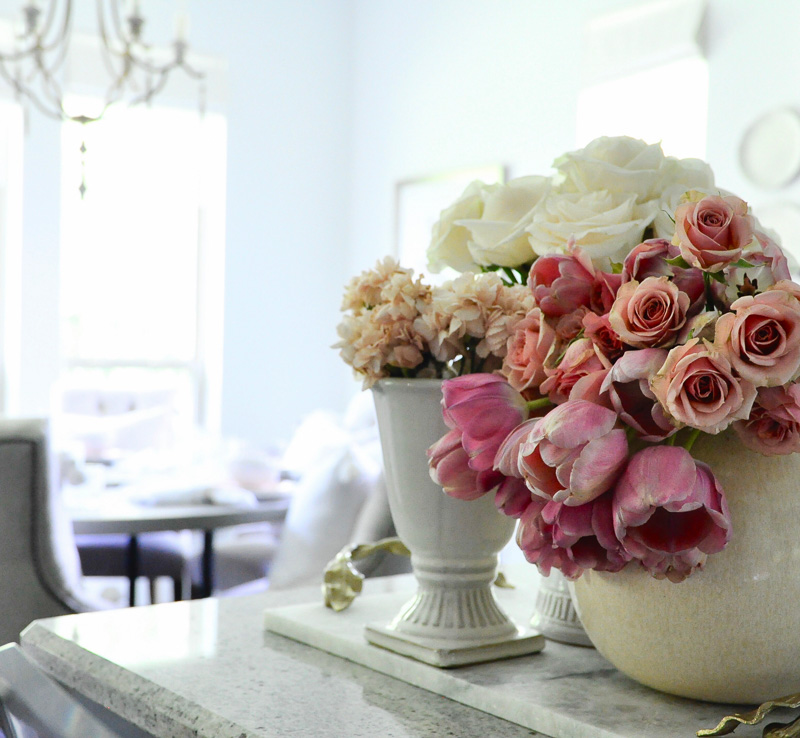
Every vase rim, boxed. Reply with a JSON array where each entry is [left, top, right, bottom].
[[371, 377, 444, 393]]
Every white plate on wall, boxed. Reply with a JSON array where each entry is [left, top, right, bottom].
[[740, 108, 800, 189]]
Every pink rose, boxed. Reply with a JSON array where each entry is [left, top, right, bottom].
[[582, 311, 623, 361], [554, 306, 590, 343], [714, 289, 800, 387], [673, 194, 754, 272], [501, 307, 556, 394], [734, 384, 800, 455], [528, 247, 594, 317], [601, 348, 676, 441], [650, 338, 757, 434], [612, 445, 732, 582], [441, 374, 528, 471], [427, 429, 502, 500], [514, 400, 628, 506], [608, 276, 690, 348], [622, 238, 674, 282], [539, 338, 611, 404]]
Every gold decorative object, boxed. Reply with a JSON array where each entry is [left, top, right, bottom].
[[322, 537, 515, 612], [697, 692, 800, 736], [323, 538, 410, 612]]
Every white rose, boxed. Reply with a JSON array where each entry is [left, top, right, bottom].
[[427, 180, 489, 273], [553, 136, 666, 203], [526, 190, 657, 267], [455, 175, 551, 268], [652, 157, 716, 238]]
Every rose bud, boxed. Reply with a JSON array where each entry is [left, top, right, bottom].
[[734, 384, 800, 456], [441, 373, 528, 471], [528, 247, 594, 317], [539, 337, 611, 404], [600, 348, 676, 441], [714, 289, 800, 387], [613, 445, 732, 582], [608, 276, 690, 349], [515, 400, 628, 506], [650, 338, 757, 434], [673, 193, 754, 272]]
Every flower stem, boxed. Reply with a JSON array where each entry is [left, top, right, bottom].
[[526, 397, 553, 412], [703, 272, 715, 312], [683, 428, 702, 453]]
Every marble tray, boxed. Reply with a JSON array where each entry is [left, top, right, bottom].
[[263, 580, 783, 738]]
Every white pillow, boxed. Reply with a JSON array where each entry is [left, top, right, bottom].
[[268, 442, 379, 590]]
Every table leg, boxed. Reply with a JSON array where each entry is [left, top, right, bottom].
[[126, 535, 140, 607], [201, 530, 214, 598]]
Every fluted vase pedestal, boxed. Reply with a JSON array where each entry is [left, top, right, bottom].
[[368, 379, 544, 667]]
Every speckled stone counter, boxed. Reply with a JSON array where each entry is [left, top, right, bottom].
[[19, 570, 781, 738]]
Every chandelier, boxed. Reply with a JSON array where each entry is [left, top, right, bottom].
[[0, 0, 205, 124]]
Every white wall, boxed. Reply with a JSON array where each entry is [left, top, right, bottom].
[[8, 0, 800, 450]]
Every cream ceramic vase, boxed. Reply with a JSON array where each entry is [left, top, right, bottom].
[[570, 431, 800, 704], [367, 378, 543, 666]]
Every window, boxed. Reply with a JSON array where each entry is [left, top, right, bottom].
[[59, 100, 226, 440]]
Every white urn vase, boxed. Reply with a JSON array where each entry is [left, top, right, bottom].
[[367, 378, 543, 667], [570, 431, 800, 704]]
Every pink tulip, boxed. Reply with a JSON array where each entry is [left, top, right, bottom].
[[601, 348, 677, 441], [673, 194, 754, 272], [514, 400, 628, 506], [545, 494, 632, 574], [528, 247, 594, 317], [714, 289, 800, 387], [441, 374, 528, 471], [427, 428, 503, 500], [734, 384, 800, 455], [516, 497, 583, 579], [590, 270, 623, 314], [613, 445, 732, 582], [493, 476, 534, 518]]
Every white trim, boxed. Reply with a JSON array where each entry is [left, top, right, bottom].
[[582, 0, 707, 87]]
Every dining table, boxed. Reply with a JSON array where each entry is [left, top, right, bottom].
[[67, 478, 292, 603]]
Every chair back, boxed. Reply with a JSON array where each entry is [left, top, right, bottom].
[[0, 419, 93, 644]]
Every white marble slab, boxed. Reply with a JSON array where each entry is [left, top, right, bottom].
[[263, 583, 780, 738]]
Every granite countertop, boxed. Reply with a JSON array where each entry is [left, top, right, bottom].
[[20, 570, 784, 738]]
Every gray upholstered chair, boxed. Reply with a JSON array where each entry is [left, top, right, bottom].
[[0, 418, 111, 644]]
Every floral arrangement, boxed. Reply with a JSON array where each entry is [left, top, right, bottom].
[[336, 136, 800, 584]]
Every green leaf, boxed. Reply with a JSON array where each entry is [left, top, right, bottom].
[[665, 255, 691, 269], [610, 261, 623, 274], [730, 259, 755, 269], [708, 270, 727, 284]]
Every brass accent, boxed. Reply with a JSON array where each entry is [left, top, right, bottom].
[[322, 539, 514, 611], [323, 538, 411, 612], [697, 693, 800, 736]]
